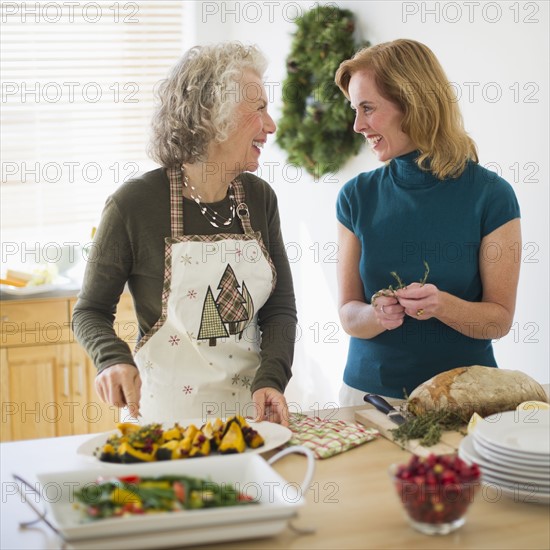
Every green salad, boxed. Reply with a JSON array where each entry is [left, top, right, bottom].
[[75, 474, 256, 519]]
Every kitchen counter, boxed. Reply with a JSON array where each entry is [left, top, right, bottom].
[[0, 286, 81, 301], [1, 405, 549, 550]]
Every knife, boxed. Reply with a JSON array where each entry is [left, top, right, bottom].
[[363, 394, 407, 425]]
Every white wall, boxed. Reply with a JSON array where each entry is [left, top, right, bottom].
[[190, 0, 549, 409]]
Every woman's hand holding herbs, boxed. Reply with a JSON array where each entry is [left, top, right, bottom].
[[371, 293, 406, 330], [395, 282, 440, 320], [371, 261, 433, 327]]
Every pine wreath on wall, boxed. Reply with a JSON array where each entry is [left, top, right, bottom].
[[276, 5, 367, 178]]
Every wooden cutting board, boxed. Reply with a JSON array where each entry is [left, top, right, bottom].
[[355, 406, 466, 457]]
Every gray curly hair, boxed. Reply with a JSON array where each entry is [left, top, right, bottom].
[[148, 42, 268, 168]]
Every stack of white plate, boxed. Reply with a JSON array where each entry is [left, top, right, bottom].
[[459, 409, 550, 505]]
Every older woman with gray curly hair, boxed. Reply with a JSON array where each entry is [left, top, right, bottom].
[[73, 42, 297, 426]]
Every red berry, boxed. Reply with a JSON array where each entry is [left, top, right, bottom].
[[427, 455, 438, 467], [426, 473, 437, 486], [441, 471, 457, 485]]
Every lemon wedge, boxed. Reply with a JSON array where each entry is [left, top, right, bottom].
[[516, 401, 550, 412], [467, 412, 484, 434]]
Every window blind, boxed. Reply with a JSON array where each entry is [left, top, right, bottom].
[[1, 1, 187, 249]]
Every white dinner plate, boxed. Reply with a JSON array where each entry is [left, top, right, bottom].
[[35, 452, 307, 547], [460, 435, 550, 482], [474, 410, 550, 456], [0, 276, 73, 295], [459, 435, 550, 505], [472, 436, 550, 469], [480, 471, 550, 494], [77, 419, 292, 464], [480, 477, 550, 506]]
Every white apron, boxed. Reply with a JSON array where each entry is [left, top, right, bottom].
[[133, 168, 276, 424]]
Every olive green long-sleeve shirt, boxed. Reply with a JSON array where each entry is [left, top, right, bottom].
[[72, 168, 297, 395]]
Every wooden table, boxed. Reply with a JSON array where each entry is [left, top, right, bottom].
[[1, 406, 549, 550]]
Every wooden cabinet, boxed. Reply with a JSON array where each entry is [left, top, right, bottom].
[[0, 293, 137, 441]]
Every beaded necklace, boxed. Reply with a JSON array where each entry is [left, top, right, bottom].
[[182, 168, 237, 228]]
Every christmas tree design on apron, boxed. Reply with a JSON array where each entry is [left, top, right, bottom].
[[198, 264, 255, 345]]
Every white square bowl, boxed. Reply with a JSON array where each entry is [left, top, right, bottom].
[[36, 452, 308, 549]]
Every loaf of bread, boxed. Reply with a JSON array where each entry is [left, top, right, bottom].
[[407, 366, 548, 421]]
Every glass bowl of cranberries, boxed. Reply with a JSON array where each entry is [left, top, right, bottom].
[[390, 453, 481, 535]]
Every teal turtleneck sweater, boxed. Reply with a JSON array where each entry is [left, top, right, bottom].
[[336, 151, 520, 398]]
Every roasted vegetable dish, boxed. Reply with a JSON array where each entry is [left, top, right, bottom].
[[96, 416, 265, 463], [75, 474, 256, 519]]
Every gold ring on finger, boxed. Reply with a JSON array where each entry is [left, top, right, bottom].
[[416, 308, 424, 317]]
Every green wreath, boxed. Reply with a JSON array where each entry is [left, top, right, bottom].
[[276, 6, 367, 178]]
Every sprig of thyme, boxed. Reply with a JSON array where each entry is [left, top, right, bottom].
[[390, 409, 465, 447], [389, 270, 405, 290], [372, 261, 430, 306], [419, 260, 430, 285]]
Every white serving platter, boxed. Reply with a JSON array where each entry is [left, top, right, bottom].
[[76, 420, 292, 464], [35, 448, 314, 548]]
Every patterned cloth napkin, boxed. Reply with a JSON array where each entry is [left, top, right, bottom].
[[287, 413, 379, 459]]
